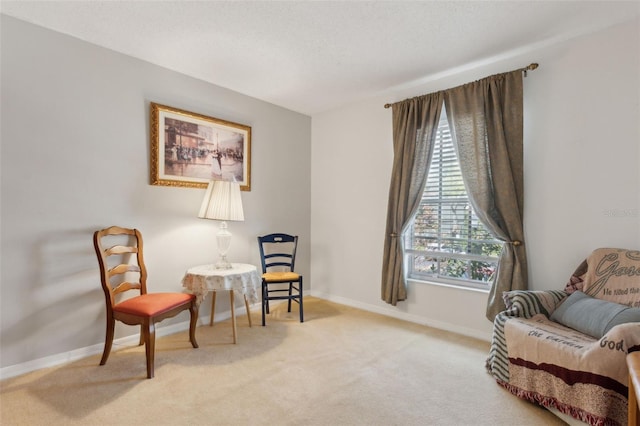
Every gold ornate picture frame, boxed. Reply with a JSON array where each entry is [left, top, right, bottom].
[[150, 102, 251, 191]]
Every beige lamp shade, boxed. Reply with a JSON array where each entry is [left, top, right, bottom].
[[198, 180, 244, 221], [198, 180, 244, 269]]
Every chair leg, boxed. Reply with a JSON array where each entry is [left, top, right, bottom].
[[144, 321, 156, 379], [189, 301, 199, 349], [299, 277, 304, 323], [100, 316, 115, 366], [287, 283, 293, 312], [139, 325, 145, 346], [266, 286, 270, 314], [262, 280, 267, 326]]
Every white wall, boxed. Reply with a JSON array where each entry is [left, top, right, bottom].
[[310, 19, 640, 340], [0, 16, 311, 370]]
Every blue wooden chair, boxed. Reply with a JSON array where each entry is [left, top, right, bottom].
[[257, 233, 303, 326]]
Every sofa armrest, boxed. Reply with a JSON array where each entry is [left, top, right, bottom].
[[487, 289, 568, 383], [502, 289, 568, 319]]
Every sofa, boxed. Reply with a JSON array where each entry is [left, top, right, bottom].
[[486, 248, 640, 426]]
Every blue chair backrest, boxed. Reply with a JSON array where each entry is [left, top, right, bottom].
[[257, 233, 298, 273]]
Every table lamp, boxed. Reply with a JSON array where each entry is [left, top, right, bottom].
[[198, 179, 244, 269]]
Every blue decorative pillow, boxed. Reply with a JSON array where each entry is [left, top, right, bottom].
[[550, 291, 640, 339]]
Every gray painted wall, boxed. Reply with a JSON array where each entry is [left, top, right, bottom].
[[1, 16, 311, 369], [3, 13, 639, 374]]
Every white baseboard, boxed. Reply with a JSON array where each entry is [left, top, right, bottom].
[[0, 308, 240, 381], [309, 290, 492, 342]]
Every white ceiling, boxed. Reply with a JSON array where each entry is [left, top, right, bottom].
[[2, 1, 639, 115]]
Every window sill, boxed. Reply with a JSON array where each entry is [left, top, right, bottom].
[[407, 278, 490, 294]]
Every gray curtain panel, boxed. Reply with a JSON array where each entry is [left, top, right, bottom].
[[381, 93, 443, 305], [382, 69, 529, 320], [444, 70, 528, 320]]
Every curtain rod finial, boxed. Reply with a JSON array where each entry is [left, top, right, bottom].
[[523, 63, 539, 77], [384, 103, 392, 109]]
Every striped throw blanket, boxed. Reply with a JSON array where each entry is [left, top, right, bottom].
[[486, 249, 640, 426]]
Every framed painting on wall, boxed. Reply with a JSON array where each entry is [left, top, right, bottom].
[[150, 102, 251, 191]]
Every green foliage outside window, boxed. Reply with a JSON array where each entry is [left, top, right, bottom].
[[410, 203, 503, 284]]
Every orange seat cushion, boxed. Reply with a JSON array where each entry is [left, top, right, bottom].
[[114, 293, 194, 317], [262, 271, 300, 282]]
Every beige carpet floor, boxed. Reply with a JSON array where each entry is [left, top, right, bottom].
[[0, 297, 564, 425]]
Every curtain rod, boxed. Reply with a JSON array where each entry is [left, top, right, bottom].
[[383, 62, 539, 109]]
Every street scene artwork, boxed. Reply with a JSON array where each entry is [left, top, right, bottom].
[[150, 103, 251, 190]]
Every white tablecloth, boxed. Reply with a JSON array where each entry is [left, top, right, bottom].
[[182, 263, 261, 305]]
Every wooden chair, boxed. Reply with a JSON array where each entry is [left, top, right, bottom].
[[93, 226, 198, 378], [257, 233, 303, 326]]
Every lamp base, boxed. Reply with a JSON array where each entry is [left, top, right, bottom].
[[215, 221, 233, 269], [215, 255, 233, 270]]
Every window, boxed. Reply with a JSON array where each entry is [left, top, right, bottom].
[[404, 108, 503, 290]]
